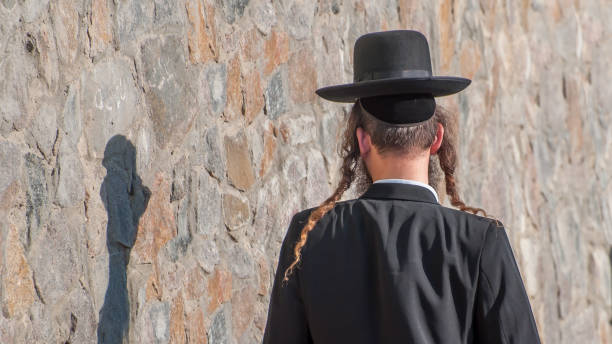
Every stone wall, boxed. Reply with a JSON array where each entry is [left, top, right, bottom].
[[0, 0, 610, 343]]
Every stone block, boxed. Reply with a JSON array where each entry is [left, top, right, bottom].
[[141, 36, 196, 148], [263, 30, 289, 75], [243, 69, 264, 123], [231, 286, 256, 339], [186, 0, 218, 64], [192, 239, 220, 274], [249, 0, 277, 35], [264, 70, 286, 120], [202, 63, 228, 116], [208, 305, 230, 344], [288, 48, 317, 104], [224, 131, 255, 191], [24, 153, 47, 246], [80, 59, 140, 158], [218, 0, 250, 24], [0, 141, 22, 202], [132, 173, 174, 264], [204, 126, 226, 180], [284, 0, 315, 40], [207, 267, 232, 313], [27, 102, 57, 159], [115, 0, 154, 52], [1, 225, 35, 318], [30, 216, 82, 307], [55, 139, 85, 207], [50, 0, 79, 66], [88, 0, 112, 57], [196, 171, 222, 237], [222, 193, 250, 236]]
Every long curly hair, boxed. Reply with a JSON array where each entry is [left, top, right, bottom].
[[283, 101, 488, 282]]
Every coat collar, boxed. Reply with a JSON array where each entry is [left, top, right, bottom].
[[358, 182, 440, 205]]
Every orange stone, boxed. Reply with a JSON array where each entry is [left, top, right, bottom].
[[243, 70, 264, 123], [289, 48, 317, 104], [133, 173, 176, 264], [225, 54, 243, 120], [459, 39, 482, 79], [185, 266, 206, 301], [145, 273, 161, 301], [259, 126, 276, 177], [186, 308, 207, 343], [89, 0, 112, 53], [231, 286, 256, 339], [257, 256, 270, 296], [264, 30, 290, 75], [186, 0, 218, 64], [207, 267, 232, 314], [224, 132, 255, 191], [170, 295, 186, 343], [1, 225, 35, 318], [241, 28, 263, 63], [438, 0, 454, 72]]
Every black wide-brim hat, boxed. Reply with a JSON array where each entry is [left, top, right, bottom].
[[316, 30, 471, 124]]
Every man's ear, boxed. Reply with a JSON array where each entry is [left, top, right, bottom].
[[356, 127, 371, 158], [430, 123, 444, 155]]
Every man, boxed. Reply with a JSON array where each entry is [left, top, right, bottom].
[[263, 30, 541, 344]]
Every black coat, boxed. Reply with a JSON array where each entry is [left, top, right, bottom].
[[263, 182, 541, 344]]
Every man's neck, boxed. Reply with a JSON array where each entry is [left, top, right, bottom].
[[368, 152, 430, 185]]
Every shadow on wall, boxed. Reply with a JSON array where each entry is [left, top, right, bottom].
[[97, 135, 150, 344]]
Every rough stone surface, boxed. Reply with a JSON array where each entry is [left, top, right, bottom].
[[0, 1, 609, 343], [224, 131, 255, 191]]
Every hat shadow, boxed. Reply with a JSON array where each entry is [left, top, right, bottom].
[[97, 135, 150, 343]]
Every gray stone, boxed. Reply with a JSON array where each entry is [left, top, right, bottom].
[[0, 0, 16, 10], [27, 302, 55, 342], [204, 126, 226, 180], [56, 287, 96, 343], [281, 115, 316, 146], [192, 239, 220, 274], [61, 84, 81, 147], [170, 158, 190, 202], [250, 0, 276, 35], [208, 306, 230, 344], [230, 243, 254, 279], [142, 36, 196, 148], [27, 102, 58, 159], [305, 150, 330, 207], [115, 0, 154, 52], [264, 71, 286, 120], [50, 0, 79, 66], [80, 59, 140, 159], [319, 111, 341, 160], [55, 138, 84, 207], [24, 153, 48, 247], [217, 0, 250, 24], [196, 171, 222, 237], [0, 55, 34, 136], [284, 0, 316, 40], [30, 216, 83, 306], [222, 193, 250, 238], [153, 0, 186, 26], [0, 140, 21, 197], [282, 155, 306, 186], [149, 301, 170, 344], [204, 63, 228, 116], [21, 0, 50, 23]]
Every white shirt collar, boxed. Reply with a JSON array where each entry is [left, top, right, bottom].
[[373, 178, 440, 203]]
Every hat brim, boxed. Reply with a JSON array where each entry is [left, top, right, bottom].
[[315, 76, 471, 102]]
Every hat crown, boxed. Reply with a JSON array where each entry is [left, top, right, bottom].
[[353, 30, 433, 83]]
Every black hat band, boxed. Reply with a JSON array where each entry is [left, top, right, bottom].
[[355, 69, 431, 82]]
